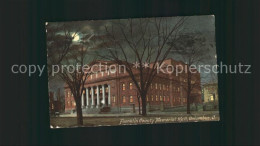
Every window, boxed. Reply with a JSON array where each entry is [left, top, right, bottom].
[[146, 95, 149, 101], [129, 82, 133, 90], [91, 74, 93, 79], [160, 96, 163, 101], [122, 83, 126, 90], [130, 96, 133, 103], [96, 73, 98, 78], [151, 83, 153, 89], [73, 102, 76, 106], [122, 96, 126, 103], [163, 84, 165, 90], [159, 84, 161, 90], [113, 96, 116, 103], [102, 72, 104, 77], [106, 87, 108, 93], [100, 88, 102, 94], [167, 96, 170, 101], [156, 95, 158, 101], [166, 85, 169, 91], [95, 89, 97, 94], [155, 83, 158, 89], [163, 96, 166, 101], [177, 87, 180, 92]]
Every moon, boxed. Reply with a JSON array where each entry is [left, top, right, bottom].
[[72, 33, 80, 42]]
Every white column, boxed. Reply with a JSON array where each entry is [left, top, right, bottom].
[[108, 84, 111, 106], [81, 90, 84, 107], [86, 88, 89, 108], [102, 85, 105, 106], [96, 86, 100, 108], [91, 86, 94, 108]]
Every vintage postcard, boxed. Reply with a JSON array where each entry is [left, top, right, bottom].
[[46, 15, 219, 128]]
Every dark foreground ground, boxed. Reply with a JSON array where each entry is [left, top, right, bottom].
[[50, 111, 219, 128]]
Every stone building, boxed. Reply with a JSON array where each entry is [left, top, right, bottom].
[[64, 58, 202, 113]]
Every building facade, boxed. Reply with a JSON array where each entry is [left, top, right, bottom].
[[64, 58, 202, 113], [49, 91, 63, 114], [202, 83, 218, 103]]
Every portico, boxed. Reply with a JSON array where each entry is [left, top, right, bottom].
[[81, 84, 111, 108]]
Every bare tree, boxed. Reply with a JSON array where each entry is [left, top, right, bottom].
[[46, 22, 81, 81], [96, 17, 186, 116], [47, 22, 97, 125], [169, 33, 212, 114], [57, 43, 96, 125]]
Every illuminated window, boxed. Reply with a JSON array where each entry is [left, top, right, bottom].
[[210, 95, 214, 101], [160, 96, 163, 101], [130, 96, 133, 103], [102, 72, 104, 77], [106, 87, 108, 93], [73, 102, 76, 106], [51, 104, 54, 109], [155, 83, 158, 89], [163, 96, 166, 101], [122, 83, 126, 90], [156, 95, 158, 101], [129, 82, 133, 90], [122, 96, 126, 103], [113, 96, 116, 103], [151, 95, 154, 101], [146, 95, 149, 101], [177, 87, 180, 92]]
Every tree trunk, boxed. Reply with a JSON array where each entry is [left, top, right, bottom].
[[187, 94, 191, 114], [75, 97, 83, 125], [141, 95, 147, 116], [186, 69, 191, 114], [137, 95, 141, 115]]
